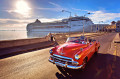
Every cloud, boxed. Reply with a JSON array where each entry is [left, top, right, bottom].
[[49, 2, 61, 8], [7, 10, 32, 19], [72, 8, 93, 13], [38, 2, 65, 12], [0, 18, 63, 27], [5, 2, 65, 20], [0, 19, 33, 24], [6, 0, 32, 19], [72, 8, 120, 23], [0, 19, 34, 27], [89, 11, 120, 23]]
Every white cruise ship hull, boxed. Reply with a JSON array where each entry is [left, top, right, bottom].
[[27, 17, 94, 37]]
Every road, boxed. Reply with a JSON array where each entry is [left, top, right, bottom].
[[0, 33, 120, 79]]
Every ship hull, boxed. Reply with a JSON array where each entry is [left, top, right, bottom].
[[27, 17, 95, 38]]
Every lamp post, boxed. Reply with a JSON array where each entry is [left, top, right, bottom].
[[83, 13, 90, 36], [62, 10, 71, 36]]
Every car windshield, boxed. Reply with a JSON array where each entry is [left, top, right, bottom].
[[66, 36, 87, 44]]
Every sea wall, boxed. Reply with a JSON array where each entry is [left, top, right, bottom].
[[0, 32, 105, 49], [0, 36, 49, 49]]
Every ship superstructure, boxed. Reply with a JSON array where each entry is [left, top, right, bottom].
[[27, 16, 94, 32]]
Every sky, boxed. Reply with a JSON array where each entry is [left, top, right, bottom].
[[1, 0, 120, 30]]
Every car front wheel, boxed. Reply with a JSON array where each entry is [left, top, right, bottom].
[[81, 58, 87, 70]]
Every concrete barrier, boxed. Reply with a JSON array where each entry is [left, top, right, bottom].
[[0, 41, 56, 57], [0, 36, 49, 49], [0, 35, 57, 57]]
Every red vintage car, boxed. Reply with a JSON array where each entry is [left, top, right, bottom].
[[49, 36, 100, 69]]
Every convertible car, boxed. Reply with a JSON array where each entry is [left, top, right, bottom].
[[49, 36, 100, 69]]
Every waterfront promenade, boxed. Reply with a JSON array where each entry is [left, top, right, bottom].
[[0, 32, 105, 58], [0, 32, 120, 79]]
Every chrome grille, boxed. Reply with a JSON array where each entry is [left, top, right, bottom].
[[52, 54, 73, 64]]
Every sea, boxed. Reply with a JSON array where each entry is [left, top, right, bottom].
[[0, 26, 53, 41], [0, 30, 51, 41], [0, 27, 70, 41]]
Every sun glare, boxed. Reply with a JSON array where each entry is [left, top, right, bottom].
[[15, 0, 31, 17]]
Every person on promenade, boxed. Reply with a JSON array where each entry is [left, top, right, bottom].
[[48, 32, 54, 41]]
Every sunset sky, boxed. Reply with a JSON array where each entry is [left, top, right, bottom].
[[1, 0, 120, 30]]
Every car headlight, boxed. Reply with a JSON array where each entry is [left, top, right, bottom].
[[75, 54, 81, 60], [49, 49, 53, 54]]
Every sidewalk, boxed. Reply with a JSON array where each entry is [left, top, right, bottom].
[[107, 33, 120, 55], [106, 33, 120, 79], [114, 33, 120, 43]]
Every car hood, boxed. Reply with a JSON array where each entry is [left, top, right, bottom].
[[54, 42, 87, 58]]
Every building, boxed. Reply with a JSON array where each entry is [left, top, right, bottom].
[[111, 21, 116, 25], [102, 21, 117, 32], [91, 24, 109, 32], [104, 25, 116, 32], [116, 21, 120, 32]]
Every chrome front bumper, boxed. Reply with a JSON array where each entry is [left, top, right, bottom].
[[49, 58, 83, 69]]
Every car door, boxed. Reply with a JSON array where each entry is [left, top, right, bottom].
[[87, 42, 96, 60]]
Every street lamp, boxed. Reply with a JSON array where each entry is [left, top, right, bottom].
[[83, 13, 90, 36], [62, 10, 71, 36]]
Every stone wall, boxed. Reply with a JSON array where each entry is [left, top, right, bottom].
[[0, 37, 49, 49]]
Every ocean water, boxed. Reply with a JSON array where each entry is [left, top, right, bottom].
[[27, 31, 51, 38], [0, 31, 28, 41], [0, 31, 50, 41]]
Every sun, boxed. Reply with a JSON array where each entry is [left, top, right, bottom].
[[15, 0, 31, 17]]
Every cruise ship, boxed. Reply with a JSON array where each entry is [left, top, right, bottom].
[[27, 16, 94, 33], [26, 16, 109, 38]]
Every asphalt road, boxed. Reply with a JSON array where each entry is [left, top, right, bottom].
[[0, 33, 119, 79]]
